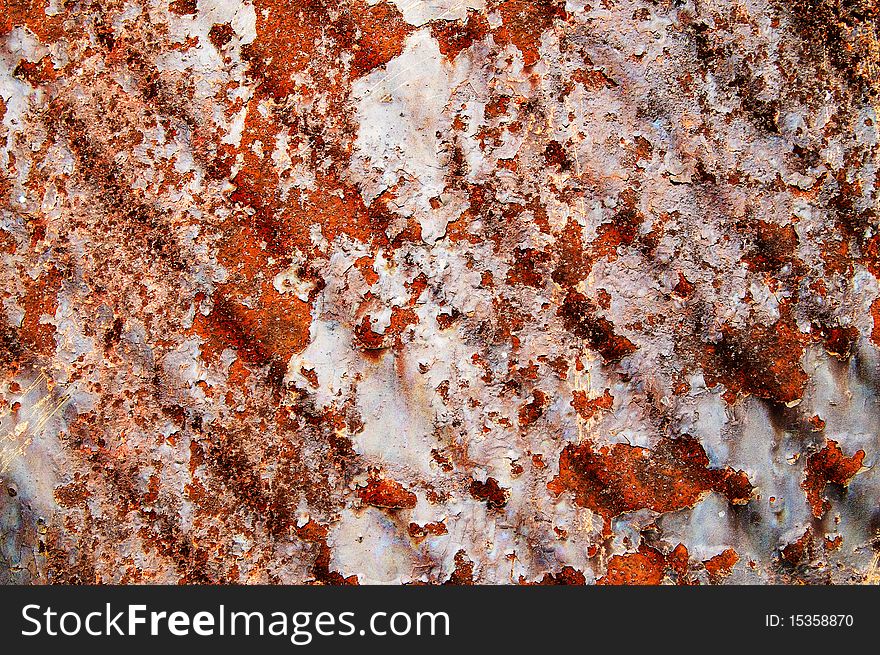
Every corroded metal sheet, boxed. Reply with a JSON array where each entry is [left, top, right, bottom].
[[1, 0, 879, 585]]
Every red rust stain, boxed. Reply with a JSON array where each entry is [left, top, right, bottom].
[[19, 266, 61, 358], [743, 220, 802, 276], [484, 94, 511, 120], [490, 0, 568, 67], [13, 56, 57, 85], [431, 449, 455, 473], [820, 233, 851, 276], [408, 521, 448, 543], [0, 0, 65, 41], [310, 538, 359, 585], [633, 134, 652, 160], [779, 527, 817, 567], [354, 314, 387, 352], [53, 480, 89, 509], [814, 323, 859, 360], [571, 388, 613, 421], [524, 566, 586, 585], [193, 288, 310, 390], [572, 67, 618, 91], [824, 534, 843, 551], [506, 247, 550, 288], [191, 427, 301, 537], [518, 389, 547, 426], [445, 550, 476, 584], [431, 10, 490, 60], [872, 297, 880, 346], [703, 548, 739, 584], [436, 308, 461, 330], [357, 472, 418, 510], [672, 272, 695, 297], [700, 308, 808, 405], [208, 23, 236, 50], [543, 140, 572, 171], [551, 219, 593, 287], [801, 439, 865, 518], [295, 519, 329, 542], [169, 0, 197, 15], [469, 476, 509, 509], [598, 542, 690, 585], [590, 189, 643, 261], [558, 291, 637, 363], [354, 255, 379, 286], [599, 548, 665, 584], [349, 3, 415, 79], [244, 0, 412, 102], [548, 436, 753, 532], [296, 367, 318, 391]]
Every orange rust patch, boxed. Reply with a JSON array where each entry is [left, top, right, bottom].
[[296, 519, 330, 542], [354, 255, 379, 286], [431, 10, 490, 60], [824, 534, 843, 551], [0, 0, 65, 41], [354, 314, 387, 353], [802, 439, 865, 518], [558, 291, 637, 363], [53, 481, 89, 508], [445, 550, 476, 585], [809, 414, 826, 432], [19, 266, 61, 358], [548, 436, 753, 529], [700, 311, 808, 405], [13, 56, 57, 86], [518, 389, 547, 426], [244, 0, 412, 101], [357, 473, 417, 510], [779, 527, 817, 567], [408, 521, 448, 543], [551, 219, 593, 287], [348, 3, 415, 79], [672, 272, 695, 297], [703, 548, 739, 584], [491, 0, 568, 67], [525, 566, 586, 585], [871, 297, 880, 347], [571, 388, 613, 421], [436, 308, 461, 330], [598, 543, 690, 585], [193, 287, 311, 389], [469, 476, 509, 509]]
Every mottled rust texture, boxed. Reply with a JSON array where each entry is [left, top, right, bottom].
[[1, 0, 879, 584]]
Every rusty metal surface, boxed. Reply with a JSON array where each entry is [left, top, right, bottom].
[[1, 0, 879, 584]]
